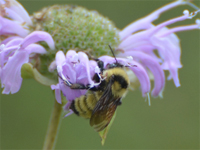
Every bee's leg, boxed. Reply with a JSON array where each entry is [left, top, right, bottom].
[[65, 82, 101, 92], [83, 52, 104, 73], [58, 75, 90, 90], [70, 83, 90, 90], [84, 51, 99, 61]]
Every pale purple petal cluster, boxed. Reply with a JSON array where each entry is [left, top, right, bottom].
[[0, 31, 55, 94], [0, 0, 55, 94], [117, 1, 200, 97], [0, 0, 32, 37], [51, 50, 100, 106]]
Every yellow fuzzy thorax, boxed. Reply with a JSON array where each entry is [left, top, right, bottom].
[[104, 67, 130, 97]]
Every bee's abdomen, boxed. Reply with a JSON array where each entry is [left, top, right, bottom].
[[70, 100, 79, 115], [70, 93, 97, 119]]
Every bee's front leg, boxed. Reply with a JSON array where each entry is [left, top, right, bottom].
[[58, 73, 100, 91], [58, 74, 90, 89]]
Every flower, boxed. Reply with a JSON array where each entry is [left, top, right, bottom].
[[0, 31, 54, 94], [50, 1, 199, 110], [0, 0, 55, 94], [117, 2, 200, 97], [50, 50, 100, 113], [0, 0, 32, 37]]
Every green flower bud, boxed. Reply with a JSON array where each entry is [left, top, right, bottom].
[[30, 5, 120, 78]]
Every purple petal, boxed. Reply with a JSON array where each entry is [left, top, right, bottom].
[[60, 82, 83, 101], [89, 60, 98, 78], [4, 7, 25, 23], [64, 101, 72, 111], [1, 36, 21, 45], [119, 13, 190, 51], [158, 23, 200, 37], [25, 44, 47, 54], [77, 52, 94, 86], [56, 51, 66, 67], [48, 60, 56, 72], [64, 109, 74, 117], [150, 35, 181, 87], [119, 0, 184, 40], [121, 51, 165, 97], [5, 37, 23, 47], [66, 50, 79, 64], [20, 31, 55, 50], [0, 16, 29, 37], [51, 84, 62, 104], [62, 63, 76, 83], [4, 0, 32, 25], [128, 61, 151, 97], [0, 45, 19, 67], [1, 50, 29, 94], [167, 65, 180, 87]]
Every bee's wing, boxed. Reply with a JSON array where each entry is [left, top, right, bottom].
[[90, 80, 120, 132]]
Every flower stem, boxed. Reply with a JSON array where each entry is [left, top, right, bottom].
[[43, 100, 63, 150]]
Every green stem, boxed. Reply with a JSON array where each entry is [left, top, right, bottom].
[[43, 100, 63, 150]]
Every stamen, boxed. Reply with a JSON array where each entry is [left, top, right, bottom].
[[188, 9, 200, 19], [145, 93, 151, 106], [195, 19, 200, 29], [183, 9, 189, 16], [184, 1, 200, 11]]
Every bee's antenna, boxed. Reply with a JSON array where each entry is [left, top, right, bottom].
[[108, 45, 118, 63]]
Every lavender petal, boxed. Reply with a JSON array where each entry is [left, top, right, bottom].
[[0, 17, 29, 37], [51, 84, 62, 104], [1, 50, 29, 94], [20, 31, 55, 50]]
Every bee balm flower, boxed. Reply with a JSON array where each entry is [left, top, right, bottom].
[[50, 1, 200, 107], [117, 1, 200, 97], [0, 31, 54, 94], [0, 0, 55, 94]]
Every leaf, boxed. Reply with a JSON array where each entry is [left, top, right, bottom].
[[98, 111, 116, 145], [21, 63, 34, 78], [21, 63, 57, 86]]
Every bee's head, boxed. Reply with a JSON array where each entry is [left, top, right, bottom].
[[107, 45, 124, 69]]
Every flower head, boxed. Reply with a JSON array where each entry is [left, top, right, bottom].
[[51, 50, 100, 105], [0, 31, 54, 94], [0, 0, 55, 94], [117, 1, 200, 97], [0, 0, 32, 37], [50, 1, 200, 108]]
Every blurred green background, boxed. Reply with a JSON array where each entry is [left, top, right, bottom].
[[1, 0, 199, 149]]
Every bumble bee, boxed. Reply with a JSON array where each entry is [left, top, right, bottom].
[[59, 46, 130, 132]]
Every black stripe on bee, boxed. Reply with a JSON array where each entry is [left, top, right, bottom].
[[77, 98, 86, 114], [83, 97, 93, 111], [113, 75, 128, 89], [70, 100, 79, 115]]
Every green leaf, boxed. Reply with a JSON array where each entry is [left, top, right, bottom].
[[21, 63, 34, 79], [21, 63, 57, 86], [98, 111, 117, 145]]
